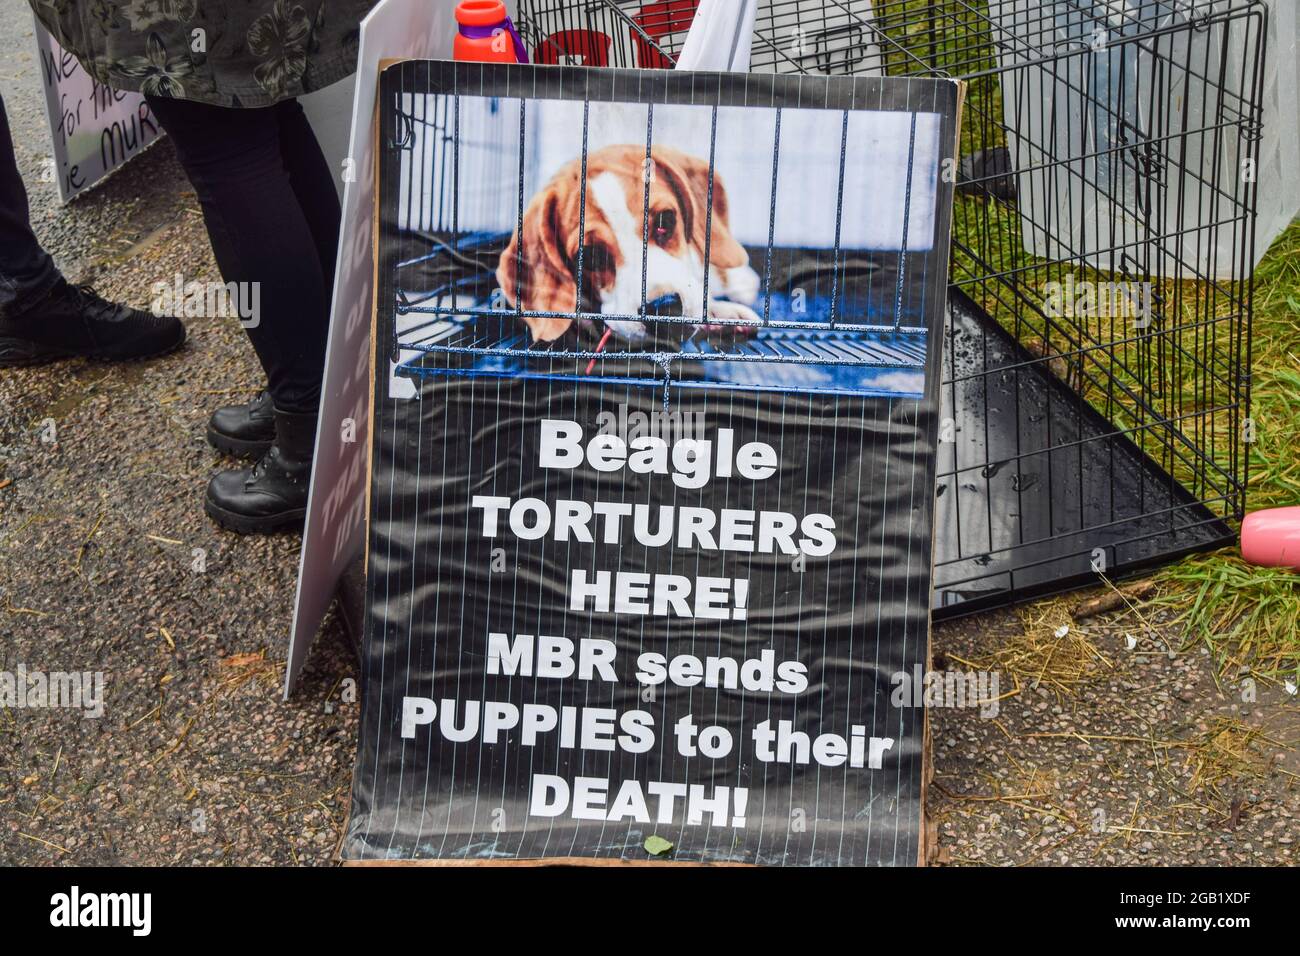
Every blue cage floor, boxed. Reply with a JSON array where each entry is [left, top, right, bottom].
[[393, 237, 931, 398]]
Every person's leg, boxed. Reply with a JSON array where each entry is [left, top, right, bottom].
[[144, 94, 328, 415], [203, 99, 342, 458], [273, 100, 342, 293], [145, 94, 329, 532], [0, 94, 59, 312], [0, 92, 185, 366]]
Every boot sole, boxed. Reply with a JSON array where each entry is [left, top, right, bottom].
[[204, 496, 307, 535], [0, 337, 75, 368], [0, 332, 186, 369], [205, 422, 274, 458]]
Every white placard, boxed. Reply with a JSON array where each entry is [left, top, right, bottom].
[[677, 0, 756, 70], [286, 0, 506, 696], [32, 17, 162, 202]]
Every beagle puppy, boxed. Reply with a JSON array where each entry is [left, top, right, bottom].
[[496, 144, 762, 344]]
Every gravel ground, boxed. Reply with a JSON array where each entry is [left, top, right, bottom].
[[929, 606, 1298, 865], [1, 3, 1294, 867], [0, 6, 357, 866]]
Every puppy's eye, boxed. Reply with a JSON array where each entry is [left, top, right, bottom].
[[651, 210, 676, 244]]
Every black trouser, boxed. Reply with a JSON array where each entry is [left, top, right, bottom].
[[0, 94, 60, 316], [145, 95, 341, 415]]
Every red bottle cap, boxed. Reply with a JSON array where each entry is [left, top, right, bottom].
[[456, 0, 508, 26]]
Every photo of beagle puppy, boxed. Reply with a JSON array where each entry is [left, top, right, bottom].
[[496, 144, 763, 344]]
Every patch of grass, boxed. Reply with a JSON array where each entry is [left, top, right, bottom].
[[1152, 555, 1300, 677], [1243, 225, 1300, 510], [967, 598, 1112, 699], [1146, 224, 1300, 681], [953, 217, 1300, 678]]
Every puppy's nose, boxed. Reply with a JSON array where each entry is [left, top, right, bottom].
[[645, 293, 683, 317]]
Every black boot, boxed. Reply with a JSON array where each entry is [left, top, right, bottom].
[[206, 390, 275, 457], [0, 279, 185, 367], [204, 406, 317, 534]]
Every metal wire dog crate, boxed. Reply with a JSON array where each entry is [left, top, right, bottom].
[[389, 0, 1264, 615]]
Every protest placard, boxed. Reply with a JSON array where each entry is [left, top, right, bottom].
[[344, 60, 960, 864], [286, 0, 485, 696], [31, 18, 160, 203]]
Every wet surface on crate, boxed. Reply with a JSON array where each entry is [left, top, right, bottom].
[[932, 290, 1233, 615]]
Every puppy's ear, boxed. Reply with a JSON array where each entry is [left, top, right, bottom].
[[653, 146, 749, 270], [497, 180, 577, 341]]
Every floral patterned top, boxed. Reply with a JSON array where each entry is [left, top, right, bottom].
[[30, 0, 377, 108]]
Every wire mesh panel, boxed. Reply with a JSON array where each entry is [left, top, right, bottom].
[[735, 0, 1262, 612]]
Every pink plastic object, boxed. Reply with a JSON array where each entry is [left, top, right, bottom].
[[1240, 506, 1300, 569]]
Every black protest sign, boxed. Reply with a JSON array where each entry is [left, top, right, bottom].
[[344, 61, 959, 865]]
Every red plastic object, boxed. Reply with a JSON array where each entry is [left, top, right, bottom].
[[533, 28, 613, 66], [632, 0, 698, 68], [454, 0, 520, 63], [1240, 506, 1300, 569]]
